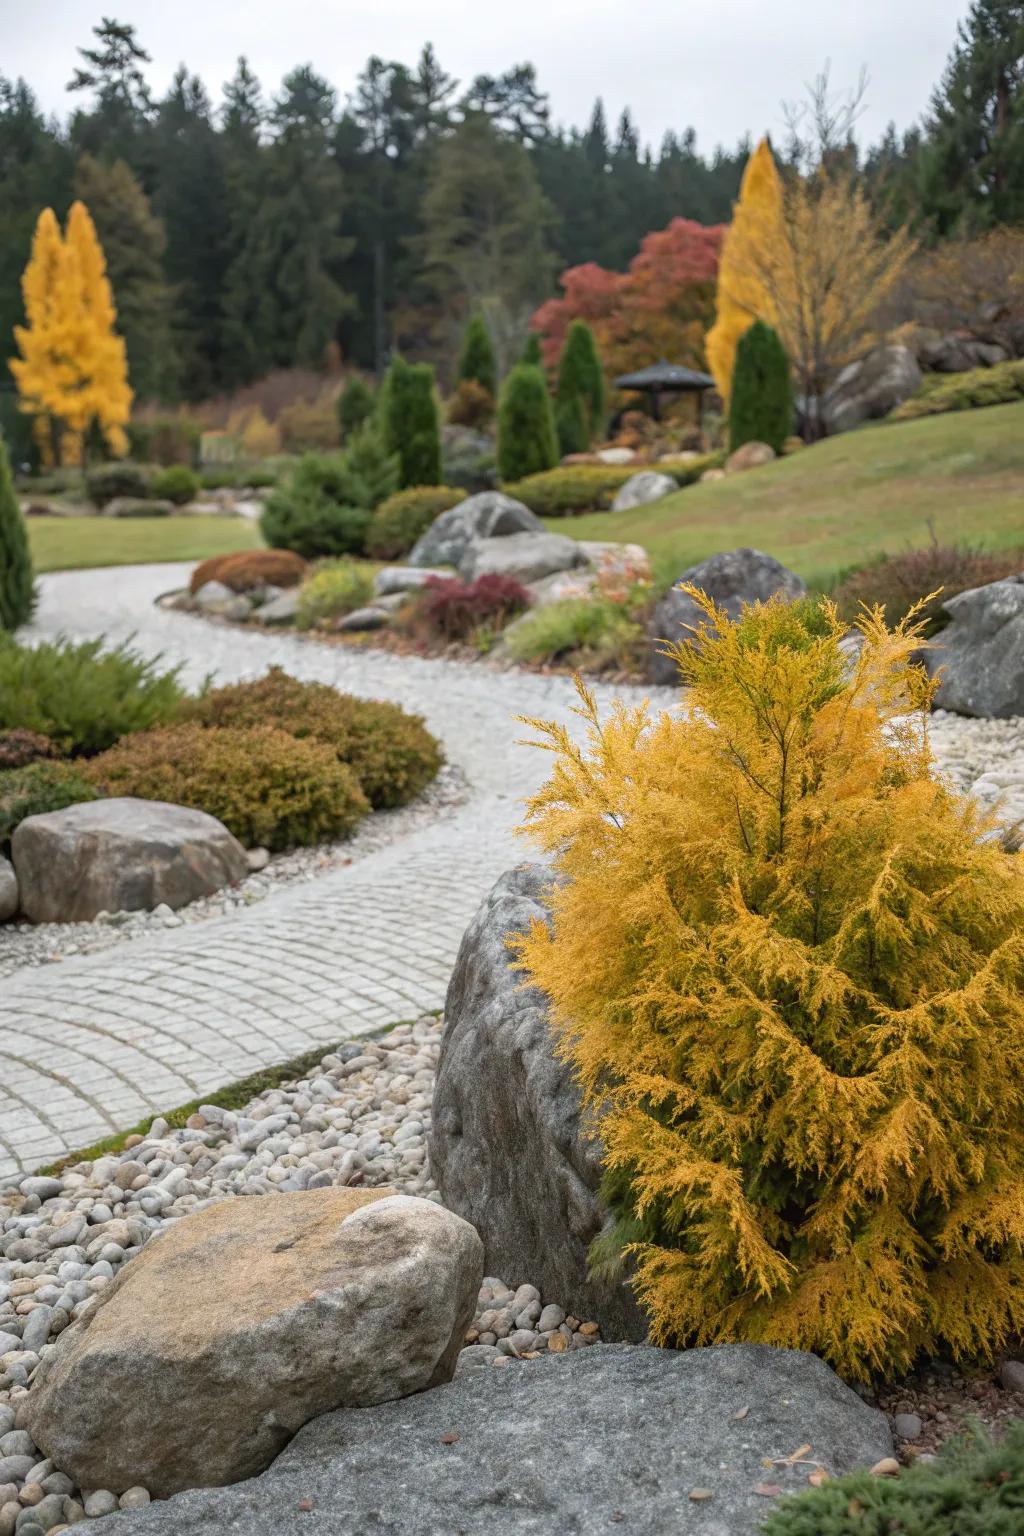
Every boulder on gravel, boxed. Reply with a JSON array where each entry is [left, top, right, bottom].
[[610, 470, 677, 512], [11, 798, 249, 924], [408, 492, 542, 568], [252, 590, 299, 626], [191, 580, 251, 619], [821, 343, 922, 435], [0, 855, 17, 922], [925, 574, 1024, 717], [82, 1344, 893, 1536], [26, 1188, 483, 1499], [648, 547, 806, 686], [430, 864, 647, 1342], [374, 566, 451, 596], [459, 531, 586, 585]]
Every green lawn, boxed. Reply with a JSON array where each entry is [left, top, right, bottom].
[[27, 515, 263, 574], [556, 402, 1024, 588]]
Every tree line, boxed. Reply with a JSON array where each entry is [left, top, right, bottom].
[[0, 3, 1021, 424]]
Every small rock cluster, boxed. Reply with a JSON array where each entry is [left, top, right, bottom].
[[878, 1358, 1024, 1464]]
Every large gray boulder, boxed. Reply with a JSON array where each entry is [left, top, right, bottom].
[[26, 1188, 483, 1498], [430, 864, 646, 1342], [459, 530, 586, 585], [84, 1344, 893, 1536], [408, 491, 543, 568], [925, 574, 1024, 717], [12, 797, 249, 923], [0, 854, 17, 922], [649, 548, 806, 686], [610, 470, 677, 512], [821, 343, 922, 435]]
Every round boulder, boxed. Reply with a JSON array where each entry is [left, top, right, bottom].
[[458, 531, 586, 585], [725, 441, 776, 474], [408, 492, 542, 569], [610, 471, 677, 512], [0, 854, 17, 922], [648, 547, 806, 686], [25, 1188, 483, 1498], [925, 574, 1024, 717], [11, 797, 250, 923]]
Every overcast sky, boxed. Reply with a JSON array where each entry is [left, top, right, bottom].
[[4, 0, 969, 152]]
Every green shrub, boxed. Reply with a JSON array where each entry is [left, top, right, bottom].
[[342, 420, 400, 510], [380, 355, 442, 488], [0, 760, 100, 846], [85, 463, 151, 508], [458, 313, 497, 397], [151, 465, 200, 505], [762, 1421, 1024, 1536], [260, 453, 371, 559], [0, 728, 58, 769], [729, 320, 792, 454], [187, 668, 443, 810], [0, 436, 33, 631], [337, 375, 376, 439], [365, 485, 467, 561], [555, 394, 589, 457], [497, 364, 558, 482], [832, 539, 1024, 636], [296, 560, 375, 629], [0, 636, 184, 756], [504, 455, 721, 516], [556, 320, 604, 445], [893, 358, 1024, 420], [85, 723, 369, 850], [521, 332, 543, 367], [199, 466, 277, 491], [505, 595, 644, 670]]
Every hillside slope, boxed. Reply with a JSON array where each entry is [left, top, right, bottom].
[[558, 402, 1024, 587]]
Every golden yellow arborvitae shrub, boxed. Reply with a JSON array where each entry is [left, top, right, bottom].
[[706, 137, 784, 406], [513, 594, 1024, 1380]]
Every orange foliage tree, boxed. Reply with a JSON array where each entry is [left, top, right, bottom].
[[531, 218, 724, 383]]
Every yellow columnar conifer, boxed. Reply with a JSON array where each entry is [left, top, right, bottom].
[[10, 203, 132, 464], [705, 137, 783, 405], [514, 596, 1024, 1381]]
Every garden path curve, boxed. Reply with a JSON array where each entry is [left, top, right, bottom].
[[0, 564, 673, 1181]]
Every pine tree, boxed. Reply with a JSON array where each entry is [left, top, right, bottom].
[[74, 154, 177, 401], [337, 375, 375, 439], [379, 355, 442, 487], [497, 363, 558, 481], [457, 312, 497, 397], [66, 16, 153, 175], [706, 137, 784, 405], [728, 320, 792, 453], [0, 433, 33, 630], [922, 1, 1024, 232], [556, 319, 604, 447]]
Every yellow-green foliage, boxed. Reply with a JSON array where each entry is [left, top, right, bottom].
[[513, 593, 1024, 1380]]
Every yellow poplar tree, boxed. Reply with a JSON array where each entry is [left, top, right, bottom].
[[10, 202, 132, 465], [705, 137, 784, 406]]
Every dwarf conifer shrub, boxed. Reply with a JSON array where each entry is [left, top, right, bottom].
[[151, 465, 200, 505], [0, 760, 99, 847], [295, 560, 375, 629], [728, 320, 792, 454], [337, 375, 375, 439], [364, 485, 466, 560], [261, 453, 371, 558], [190, 549, 308, 595], [0, 437, 33, 631], [497, 364, 558, 482], [0, 636, 184, 756], [762, 1420, 1024, 1535], [514, 594, 1024, 1381], [521, 332, 543, 367], [556, 319, 604, 445], [379, 356, 442, 488], [85, 463, 150, 508], [457, 313, 497, 397], [85, 723, 369, 850], [187, 668, 442, 811], [342, 420, 400, 509]]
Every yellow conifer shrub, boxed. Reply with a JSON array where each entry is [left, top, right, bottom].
[[706, 137, 784, 405], [514, 594, 1024, 1380]]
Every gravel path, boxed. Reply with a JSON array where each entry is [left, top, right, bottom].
[[0, 565, 673, 1181], [1, 564, 1021, 1182]]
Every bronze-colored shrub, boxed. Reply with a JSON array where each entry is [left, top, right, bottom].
[[84, 723, 369, 851], [189, 549, 308, 595], [832, 541, 1024, 636], [185, 668, 443, 810], [0, 728, 59, 769]]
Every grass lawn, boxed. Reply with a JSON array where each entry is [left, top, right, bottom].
[[556, 401, 1024, 588], [27, 515, 263, 574]]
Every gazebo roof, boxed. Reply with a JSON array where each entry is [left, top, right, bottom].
[[612, 360, 716, 392]]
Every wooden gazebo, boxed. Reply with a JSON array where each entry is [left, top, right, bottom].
[[612, 360, 717, 423]]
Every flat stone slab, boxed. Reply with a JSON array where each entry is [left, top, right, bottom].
[[86, 1343, 892, 1535]]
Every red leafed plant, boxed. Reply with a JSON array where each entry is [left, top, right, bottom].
[[420, 574, 531, 641]]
